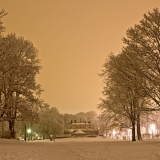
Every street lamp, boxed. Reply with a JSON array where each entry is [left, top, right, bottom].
[[27, 129, 31, 134], [150, 124, 156, 138], [27, 129, 31, 141]]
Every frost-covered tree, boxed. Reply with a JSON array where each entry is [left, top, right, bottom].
[[99, 53, 144, 141], [37, 105, 64, 140], [0, 34, 42, 138], [99, 8, 160, 141], [122, 8, 160, 110], [0, 8, 7, 36]]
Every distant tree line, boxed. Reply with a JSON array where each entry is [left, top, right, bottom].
[[16, 108, 98, 140], [99, 8, 160, 141]]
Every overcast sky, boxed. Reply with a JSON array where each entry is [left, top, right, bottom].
[[1, 0, 160, 114]]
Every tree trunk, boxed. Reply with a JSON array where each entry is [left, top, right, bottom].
[[9, 120, 15, 138], [9, 92, 19, 139], [131, 119, 136, 141], [137, 113, 143, 141]]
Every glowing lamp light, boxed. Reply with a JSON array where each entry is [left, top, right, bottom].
[[112, 130, 116, 135], [150, 124, 155, 131], [27, 129, 31, 134], [150, 124, 156, 135]]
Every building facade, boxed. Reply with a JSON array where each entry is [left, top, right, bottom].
[[64, 121, 98, 136]]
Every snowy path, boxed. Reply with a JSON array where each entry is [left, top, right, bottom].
[[0, 138, 160, 160]]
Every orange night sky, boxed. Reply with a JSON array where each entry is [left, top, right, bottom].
[[1, 0, 160, 114]]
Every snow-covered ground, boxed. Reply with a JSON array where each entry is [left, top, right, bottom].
[[0, 137, 160, 160]]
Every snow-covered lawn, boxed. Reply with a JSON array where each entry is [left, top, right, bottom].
[[0, 139, 43, 160], [0, 137, 160, 160]]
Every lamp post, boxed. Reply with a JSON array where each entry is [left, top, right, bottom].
[[24, 125, 27, 142]]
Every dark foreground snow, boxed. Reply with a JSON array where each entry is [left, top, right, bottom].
[[0, 137, 160, 160]]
